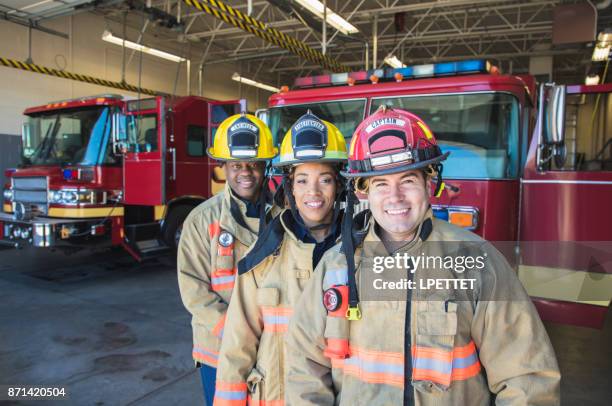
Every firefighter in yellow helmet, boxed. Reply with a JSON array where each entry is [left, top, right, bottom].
[[213, 111, 347, 406], [285, 107, 560, 405], [177, 113, 278, 406]]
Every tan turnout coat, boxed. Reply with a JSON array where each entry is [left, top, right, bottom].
[[214, 210, 340, 406], [178, 183, 261, 368], [285, 212, 561, 405]]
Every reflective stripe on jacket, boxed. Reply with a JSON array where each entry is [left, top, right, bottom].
[[178, 183, 261, 367], [286, 214, 561, 405], [214, 210, 340, 406]]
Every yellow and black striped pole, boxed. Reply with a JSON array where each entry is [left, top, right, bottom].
[[0, 57, 163, 96], [183, 0, 350, 73]]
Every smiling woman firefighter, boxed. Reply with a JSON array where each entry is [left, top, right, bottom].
[[177, 113, 278, 406], [284, 106, 560, 405], [212, 112, 348, 406]]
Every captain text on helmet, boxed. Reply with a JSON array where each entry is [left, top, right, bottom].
[[213, 112, 348, 406], [285, 106, 561, 405], [177, 113, 278, 406]]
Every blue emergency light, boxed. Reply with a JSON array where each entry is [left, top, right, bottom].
[[294, 59, 492, 88]]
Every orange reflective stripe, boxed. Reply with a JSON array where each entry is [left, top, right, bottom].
[[331, 346, 404, 388], [192, 345, 219, 366], [452, 341, 478, 358], [216, 399, 246, 406], [209, 222, 221, 238], [212, 315, 226, 338], [217, 382, 248, 391], [451, 361, 481, 380], [215, 381, 247, 406], [412, 340, 481, 386], [324, 338, 350, 359], [212, 268, 237, 291], [218, 244, 234, 257], [261, 307, 293, 333]]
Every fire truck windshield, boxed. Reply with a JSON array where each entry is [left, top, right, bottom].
[[269, 99, 366, 146], [371, 92, 520, 179], [22, 106, 116, 166]]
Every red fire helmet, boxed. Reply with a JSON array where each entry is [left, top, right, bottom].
[[342, 105, 449, 178]]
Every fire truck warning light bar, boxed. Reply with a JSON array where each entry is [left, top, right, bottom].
[[293, 59, 494, 89]]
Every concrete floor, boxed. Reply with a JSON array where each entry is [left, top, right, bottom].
[[0, 246, 611, 405]]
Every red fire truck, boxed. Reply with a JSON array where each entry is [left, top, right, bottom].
[[0, 94, 241, 260], [260, 60, 612, 328]]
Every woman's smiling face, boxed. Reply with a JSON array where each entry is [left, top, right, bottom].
[[291, 162, 337, 229]]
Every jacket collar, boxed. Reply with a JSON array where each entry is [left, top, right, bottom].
[[219, 183, 260, 246], [280, 209, 343, 244]]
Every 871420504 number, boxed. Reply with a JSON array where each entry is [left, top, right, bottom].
[[2, 386, 69, 400]]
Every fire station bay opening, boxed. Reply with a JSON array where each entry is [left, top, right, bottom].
[[269, 93, 520, 179]]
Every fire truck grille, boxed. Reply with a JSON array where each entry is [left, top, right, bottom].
[[12, 177, 48, 215]]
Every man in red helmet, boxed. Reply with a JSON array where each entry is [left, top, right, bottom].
[[285, 106, 560, 405]]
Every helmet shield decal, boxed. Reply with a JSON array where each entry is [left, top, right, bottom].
[[291, 113, 327, 159], [368, 129, 408, 155], [228, 116, 259, 158], [367, 120, 413, 169]]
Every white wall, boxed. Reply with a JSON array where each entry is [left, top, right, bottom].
[[0, 12, 268, 136]]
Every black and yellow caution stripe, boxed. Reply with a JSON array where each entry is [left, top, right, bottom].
[[0, 57, 163, 96], [183, 0, 350, 73]]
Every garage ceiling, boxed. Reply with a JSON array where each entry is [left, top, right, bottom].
[[3, 0, 612, 86]]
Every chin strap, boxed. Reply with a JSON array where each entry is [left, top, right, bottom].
[[257, 162, 276, 236], [341, 178, 362, 321], [433, 163, 445, 198]]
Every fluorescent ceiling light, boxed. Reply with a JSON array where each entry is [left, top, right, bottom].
[[294, 0, 359, 35], [592, 44, 610, 62], [383, 55, 406, 68], [102, 30, 186, 63], [585, 74, 600, 85], [232, 73, 280, 93]]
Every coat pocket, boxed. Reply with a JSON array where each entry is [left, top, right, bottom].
[[412, 300, 458, 393]]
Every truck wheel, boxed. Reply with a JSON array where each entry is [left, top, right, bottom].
[[163, 205, 193, 249]]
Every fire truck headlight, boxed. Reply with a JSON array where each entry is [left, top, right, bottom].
[[3, 189, 13, 202], [49, 190, 63, 203], [62, 191, 78, 203], [49, 189, 99, 205]]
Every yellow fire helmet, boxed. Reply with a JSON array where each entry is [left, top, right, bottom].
[[207, 113, 278, 161], [274, 111, 348, 168]]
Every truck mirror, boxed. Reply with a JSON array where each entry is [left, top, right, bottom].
[[544, 84, 566, 145], [536, 83, 567, 170], [21, 123, 32, 157], [255, 108, 269, 125], [111, 111, 127, 155]]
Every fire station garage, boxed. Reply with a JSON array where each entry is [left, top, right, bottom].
[[1, 0, 612, 404]]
